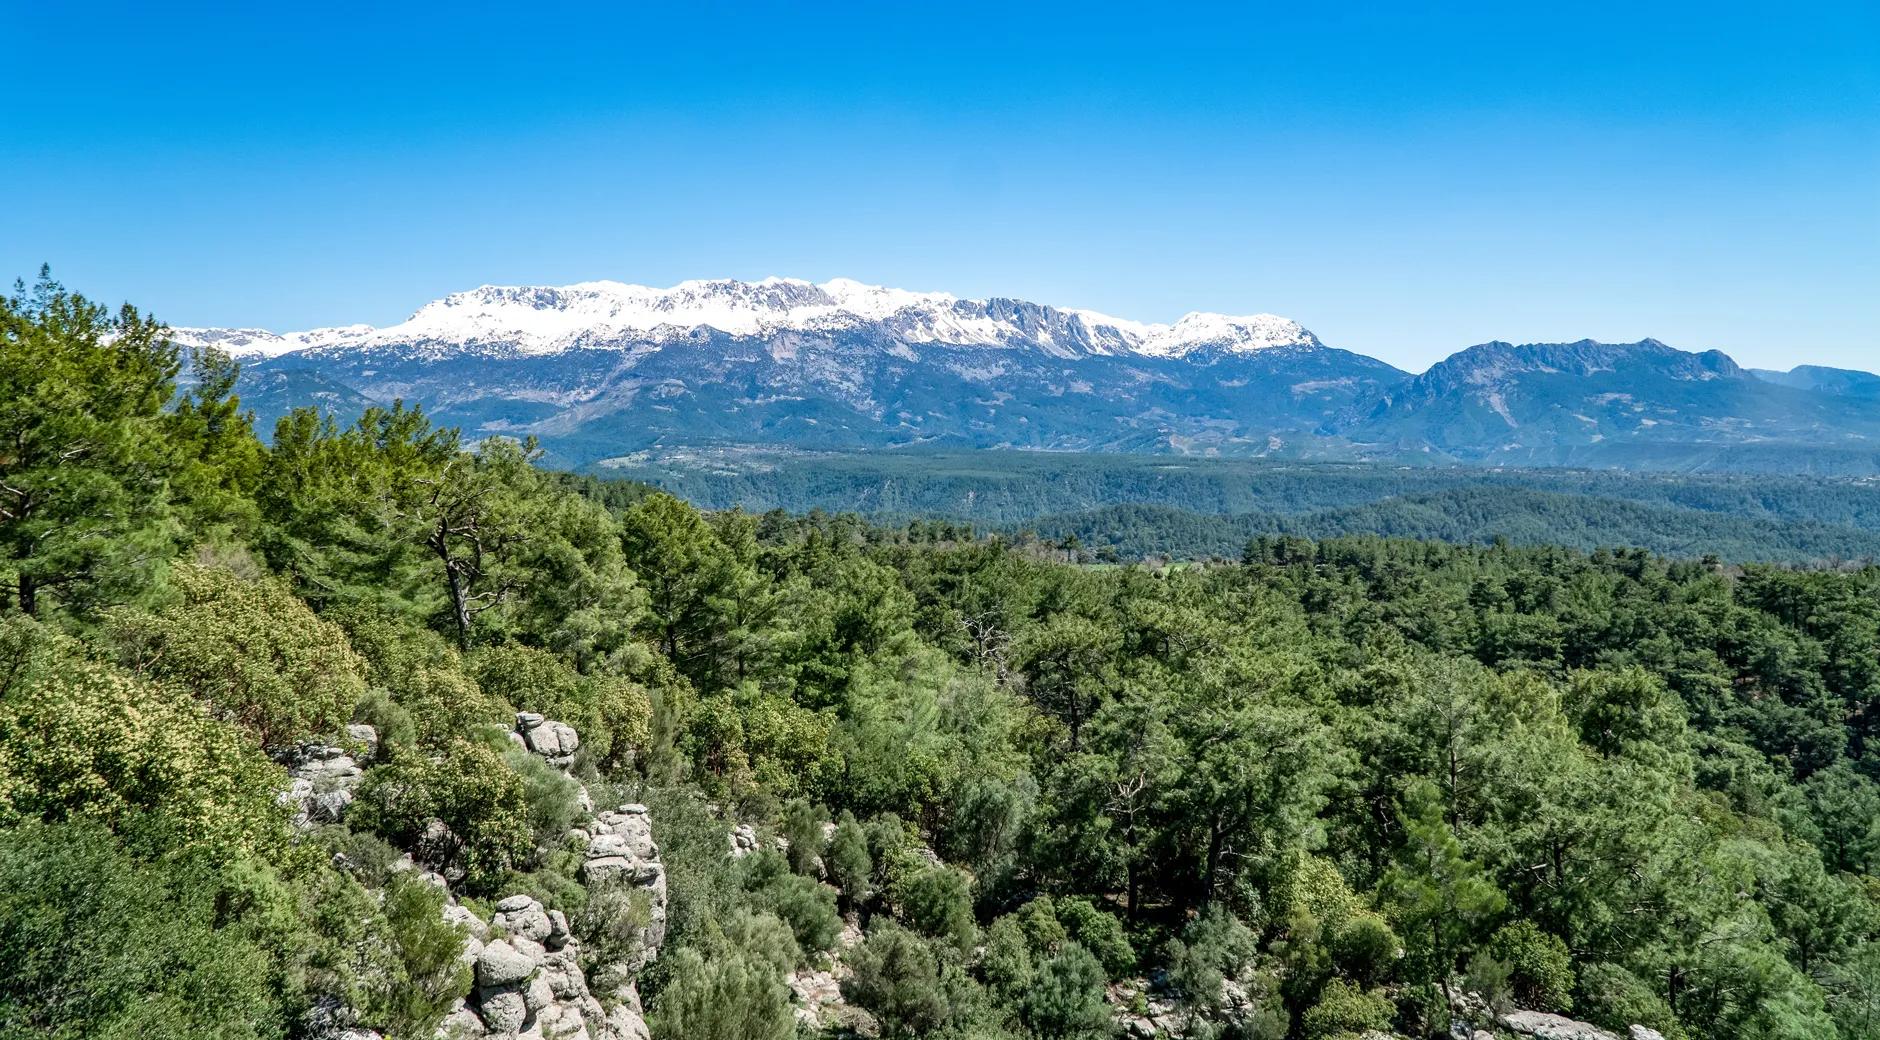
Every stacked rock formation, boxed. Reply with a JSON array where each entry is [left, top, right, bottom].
[[574, 804, 667, 970], [438, 894, 614, 1040], [512, 711, 580, 769], [279, 724, 376, 827]]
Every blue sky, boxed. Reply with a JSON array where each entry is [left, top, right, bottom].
[[4, 1, 1876, 372]]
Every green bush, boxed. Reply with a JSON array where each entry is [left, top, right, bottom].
[[373, 872, 472, 1039], [780, 797, 827, 876], [1022, 942, 1111, 1040], [1486, 920, 1574, 1012], [894, 863, 976, 950], [741, 849, 840, 959], [1055, 898, 1135, 979], [502, 745, 585, 847], [841, 923, 951, 1040], [351, 689, 416, 759], [1578, 963, 1687, 1040], [0, 820, 288, 1040], [350, 740, 530, 892], [0, 653, 285, 859], [1331, 912, 1400, 989], [108, 562, 366, 749], [647, 947, 794, 1040], [1301, 979, 1394, 1040]]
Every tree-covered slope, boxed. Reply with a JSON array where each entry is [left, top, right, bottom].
[[7, 271, 1880, 1040]]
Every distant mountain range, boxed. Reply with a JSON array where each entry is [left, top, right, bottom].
[[171, 278, 1880, 473]]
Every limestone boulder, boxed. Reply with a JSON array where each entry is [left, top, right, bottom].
[[514, 712, 580, 769]]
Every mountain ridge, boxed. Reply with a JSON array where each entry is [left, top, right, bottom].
[[170, 277, 1880, 472], [171, 276, 1327, 361]]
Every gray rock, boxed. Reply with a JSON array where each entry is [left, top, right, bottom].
[[605, 984, 651, 1040], [523, 972, 557, 1012], [476, 940, 536, 990], [277, 742, 367, 828], [514, 712, 580, 768], [477, 988, 528, 1034], [310, 788, 355, 823], [345, 723, 379, 755], [438, 1006, 487, 1037], [1629, 1029, 1666, 1040], [1501, 1010, 1623, 1040]]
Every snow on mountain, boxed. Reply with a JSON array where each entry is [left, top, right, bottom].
[[169, 277, 1322, 360]]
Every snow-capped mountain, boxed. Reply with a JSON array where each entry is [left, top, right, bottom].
[[176, 277, 1880, 473], [171, 277, 1322, 361]]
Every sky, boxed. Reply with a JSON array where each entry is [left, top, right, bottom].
[[4, 1, 1877, 373]]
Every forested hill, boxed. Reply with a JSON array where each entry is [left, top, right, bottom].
[[1018, 491, 1880, 563], [604, 450, 1880, 564], [7, 271, 1880, 1040]]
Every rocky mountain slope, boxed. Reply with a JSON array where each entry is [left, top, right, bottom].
[[172, 278, 1880, 471]]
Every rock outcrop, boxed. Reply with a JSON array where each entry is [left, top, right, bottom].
[[574, 803, 668, 972], [437, 894, 617, 1040], [1442, 995, 1667, 1040], [305, 714, 670, 1040], [278, 728, 374, 827], [512, 712, 580, 769]]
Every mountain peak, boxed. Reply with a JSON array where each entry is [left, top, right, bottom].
[[170, 277, 1323, 361], [1141, 312, 1321, 357]]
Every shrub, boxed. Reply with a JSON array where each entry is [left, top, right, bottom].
[[895, 863, 976, 950], [1023, 942, 1111, 1040], [1579, 963, 1687, 1040], [108, 562, 366, 748], [741, 849, 841, 958], [1301, 979, 1394, 1040], [396, 667, 508, 749], [1486, 920, 1574, 1012], [842, 923, 951, 1040], [374, 872, 473, 1038], [350, 740, 530, 892], [1331, 912, 1400, 989], [0, 655, 285, 859], [1055, 898, 1135, 979], [471, 644, 651, 772], [780, 798, 827, 876], [0, 819, 287, 1040], [502, 745, 585, 847], [351, 689, 416, 759], [647, 947, 794, 1040]]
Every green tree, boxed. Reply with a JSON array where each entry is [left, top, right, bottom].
[[1022, 943, 1112, 1040], [894, 862, 977, 950], [826, 810, 874, 909], [1380, 779, 1505, 1002], [0, 268, 181, 616], [619, 492, 751, 689], [647, 947, 794, 1040], [842, 923, 952, 1039]]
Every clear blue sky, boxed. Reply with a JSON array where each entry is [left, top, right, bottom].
[[5, 1, 1876, 372]]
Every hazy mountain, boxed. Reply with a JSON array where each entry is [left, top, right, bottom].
[[1344, 339, 1880, 469], [172, 279, 1880, 472], [1753, 364, 1880, 399]]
